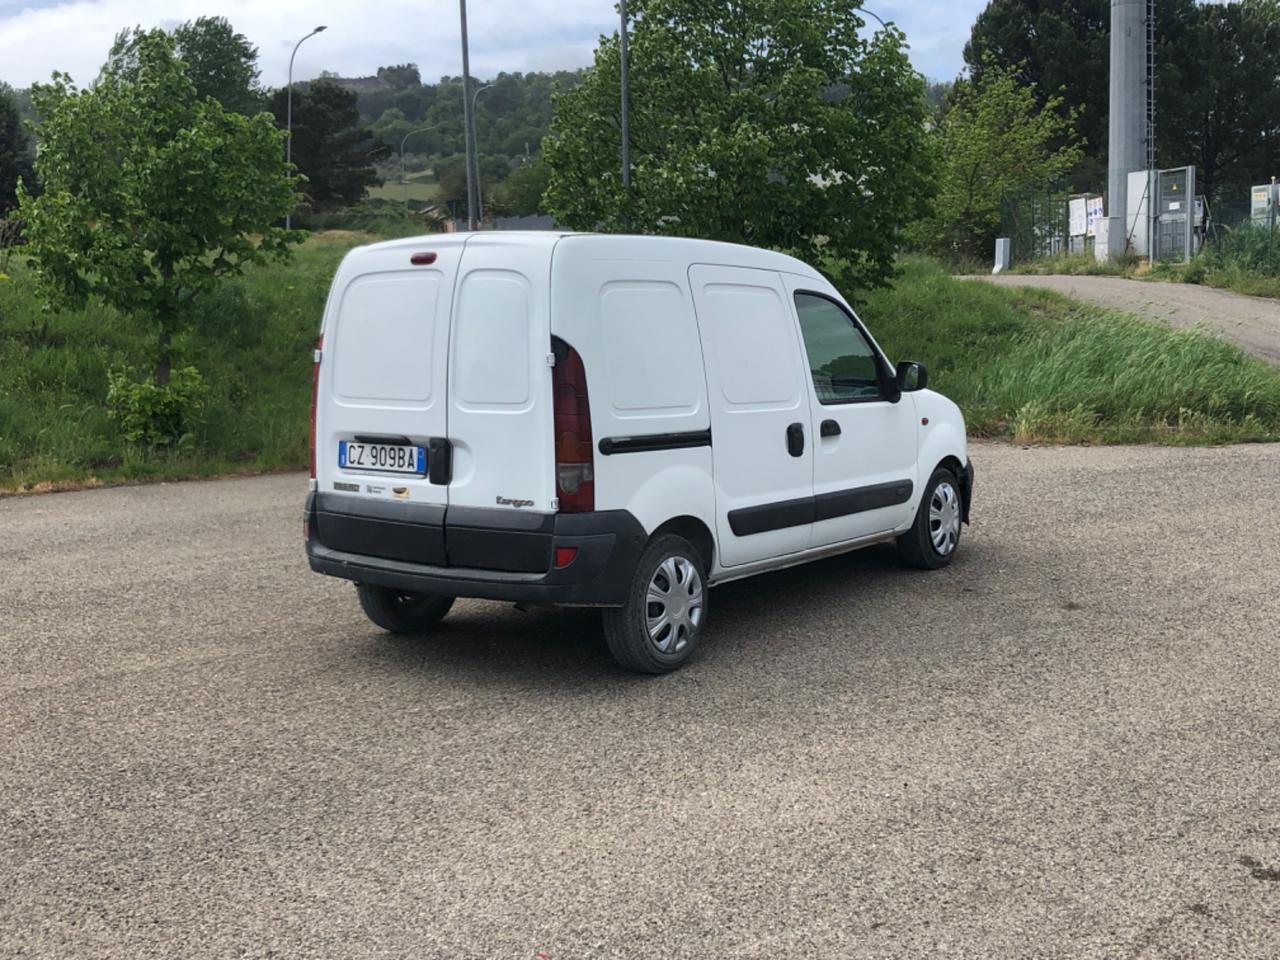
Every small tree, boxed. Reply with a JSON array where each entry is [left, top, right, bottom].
[[105, 16, 265, 115], [542, 0, 935, 291], [498, 157, 551, 216], [18, 30, 298, 385], [270, 81, 389, 210], [921, 62, 1082, 259]]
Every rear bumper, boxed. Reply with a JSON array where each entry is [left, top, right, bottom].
[[305, 493, 646, 606]]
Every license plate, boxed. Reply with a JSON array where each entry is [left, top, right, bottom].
[[338, 440, 426, 475]]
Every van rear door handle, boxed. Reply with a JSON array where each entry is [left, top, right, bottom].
[[820, 419, 841, 438], [427, 437, 453, 485], [786, 422, 805, 457]]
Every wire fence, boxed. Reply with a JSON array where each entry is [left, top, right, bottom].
[[1000, 184, 1075, 265]]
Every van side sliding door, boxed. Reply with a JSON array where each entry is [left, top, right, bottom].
[[689, 265, 815, 567]]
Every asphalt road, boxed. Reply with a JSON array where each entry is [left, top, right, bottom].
[[976, 274, 1280, 363], [3, 442, 1279, 959]]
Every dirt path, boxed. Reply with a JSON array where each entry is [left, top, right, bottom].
[[974, 274, 1280, 363]]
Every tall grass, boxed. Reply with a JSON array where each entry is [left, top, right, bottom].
[[861, 258, 1280, 443], [3, 247, 1279, 492], [0, 232, 371, 490]]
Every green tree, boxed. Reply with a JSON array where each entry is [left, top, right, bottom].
[[542, 0, 933, 290], [921, 62, 1083, 259], [18, 30, 298, 385], [0, 83, 36, 215], [105, 16, 264, 115], [1157, 0, 1280, 204], [271, 81, 389, 210], [497, 157, 551, 216], [963, 0, 1107, 180]]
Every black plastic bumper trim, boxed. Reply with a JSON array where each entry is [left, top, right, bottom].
[[314, 493, 446, 566], [958, 459, 974, 524], [813, 480, 913, 522], [728, 479, 915, 537], [306, 496, 647, 606], [598, 429, 711, 456]]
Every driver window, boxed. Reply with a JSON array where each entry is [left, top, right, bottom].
[[793, 293, 881, 404]]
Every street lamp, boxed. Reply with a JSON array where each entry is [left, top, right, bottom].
[[399, 126, 432, 216], [459, 0, 478, 229], [285, 24, 327, 229], [620, 0, 630, 207], [860, 8, 889, 29], [470, 84, 494, 223]]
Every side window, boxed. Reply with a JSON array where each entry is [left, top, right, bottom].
[[794, 293, 882, 404]]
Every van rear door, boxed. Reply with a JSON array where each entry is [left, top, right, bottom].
[[445, 234, 556, 518], [317, 241, 461, 560]]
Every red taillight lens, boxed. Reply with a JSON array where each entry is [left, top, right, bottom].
[[309, 334, 323, 480], [554, 546, 578, 569], [551, 336, 594, 513]]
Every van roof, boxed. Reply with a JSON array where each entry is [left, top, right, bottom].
[[343, 231, 826, 281]]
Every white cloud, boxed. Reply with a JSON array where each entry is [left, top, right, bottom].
[[0, 0, 983, 90]]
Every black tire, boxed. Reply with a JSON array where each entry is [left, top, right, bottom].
[[603, 534, 709, 674], [897, 466, 963, 570], [356, 583, 455, 633]]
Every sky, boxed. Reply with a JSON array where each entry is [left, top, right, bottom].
[[0, 0, 987, 91]]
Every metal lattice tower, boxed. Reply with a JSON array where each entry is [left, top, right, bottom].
[[1145, 0, 1157, 175]]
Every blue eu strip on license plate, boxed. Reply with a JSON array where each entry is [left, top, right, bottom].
[[338, 440, 348, 467]]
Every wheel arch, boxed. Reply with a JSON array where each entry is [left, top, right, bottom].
[[651, 515, 715, 573], [932, 454, 971, 524]]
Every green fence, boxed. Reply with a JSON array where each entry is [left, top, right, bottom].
[[1000, 185, 1073, 265]]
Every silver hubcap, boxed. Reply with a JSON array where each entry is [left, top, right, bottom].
[[929, 481, 961, 556], [646, 555, 704, 654]]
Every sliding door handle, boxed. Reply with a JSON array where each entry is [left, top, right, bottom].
[[786, 422, 805, 457]]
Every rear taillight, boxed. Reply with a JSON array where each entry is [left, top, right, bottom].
[[551, 336, 594, 513], [309, 334, 323, 480]]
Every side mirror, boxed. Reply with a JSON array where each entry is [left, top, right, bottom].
[[876, 358, 902, 404], [896, 360, 928, 392]]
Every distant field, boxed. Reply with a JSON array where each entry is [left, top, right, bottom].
[[367, 179, 440, 202]]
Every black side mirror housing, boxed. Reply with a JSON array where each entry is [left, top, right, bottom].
[[896, 360, 928, 392], [877, 358, 902, 403]]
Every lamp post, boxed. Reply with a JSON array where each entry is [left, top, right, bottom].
[[620, 0, 630, 210], [860, 8, 888, 29], [459, 0, 479, 230], [470, 83, 494, 223], [286, 24, 327, 229], [400, 126, 432, 217]]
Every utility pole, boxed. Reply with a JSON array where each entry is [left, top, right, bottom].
[[619, 0, 631, 217], [459, 0, 479, 230]]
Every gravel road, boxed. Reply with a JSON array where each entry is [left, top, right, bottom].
[[3, 442, 1279, 958], [977, 274, 1280, 362]]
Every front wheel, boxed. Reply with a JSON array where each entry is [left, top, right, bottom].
[[356, 583, 455, 633], [897, 467, 963, 570], [603, 534, 709, 674]]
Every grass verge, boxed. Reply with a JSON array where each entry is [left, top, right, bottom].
[[0, 231, 372, 494], [3, 247, 1279, 494], [860, 258, 1280, 444]]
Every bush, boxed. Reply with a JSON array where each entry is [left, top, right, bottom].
[[106, 366, 209, 447]]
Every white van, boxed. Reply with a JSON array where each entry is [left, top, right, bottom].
[[305, 233, 973, 673]]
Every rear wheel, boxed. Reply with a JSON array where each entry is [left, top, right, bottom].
[[356, 584, 455, 633], [897, 467, 963, 570], [603, 534, 708, 674]]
